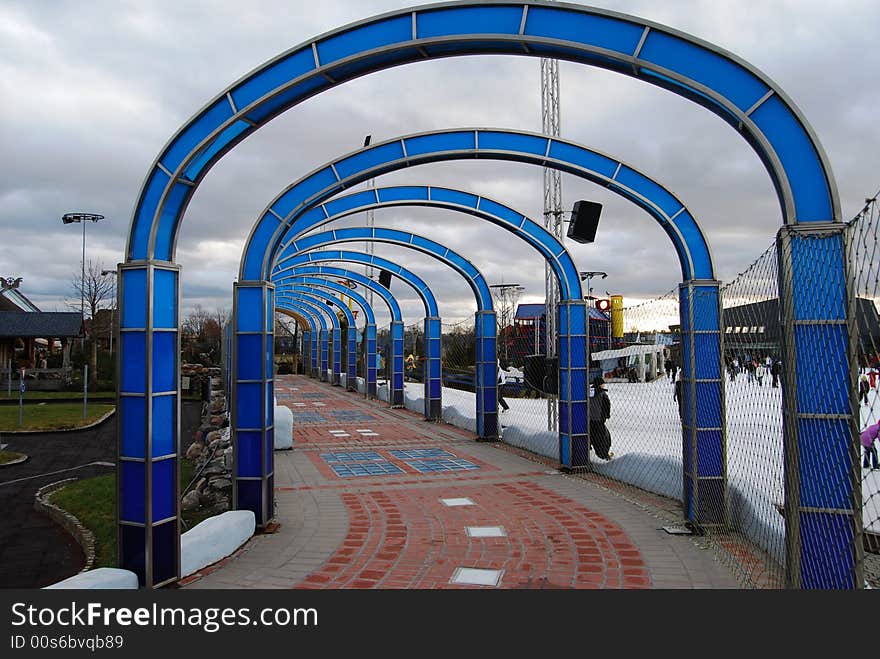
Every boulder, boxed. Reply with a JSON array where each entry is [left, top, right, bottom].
[[211, 478, 232, 492], [181, 490, 201, 511], [185, 441, 203, 460]]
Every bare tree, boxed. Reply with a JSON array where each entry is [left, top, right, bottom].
[[68, 260, 114, 386]]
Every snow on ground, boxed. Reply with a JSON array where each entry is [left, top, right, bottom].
[[180, 511, 255, 577], [387, 374, 880, 563], [274, 405, 293, 449], [44, 568, 139, 589]]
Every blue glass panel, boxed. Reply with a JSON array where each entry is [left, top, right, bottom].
[[335, 141, 406, 180], [673, 211, 711, 280], [151, 458, 175, 521], [791, 236, 845, 321], [317, 15, 411, 64], [151, 395, 175, 457], [678, 287, 691, 333], [479, 313, 496, 336], [237, 431, 261, 477], [615, 165, 682, 219], [121, 397, 146, 459], [324, 46, 423, 85], [120, 525, 146, 585], [122, 269, 147, 329], [322, 190, 374, 219], [639, 30, 769, 112], [694, 335, 721, 380], [288, 205, 329, 238], [429, 187, 479, 209], [151, 331, 176, 393], [696, 430, 723, 477], [418, 5, 522, 37], [161, 99, 233, 173], [237, 382, 262, 429], [121, 332, 146, 393], [237, 334, 262, 381], [266, 289, 274, 333], [547, 141, 618, 179], [237, 287, 263, 331], [570, 339, 586, 367], [799, 512, 855, 589], [152, 269, 177, 329], [243, 216, 283, 281], [750, 95, 832, 222], [378, 186, 429, 203], [183, 120, 249, 183], [236, 480, 263, 522], [272, 167, 339, 220], [404, 131, 475, 157], [231, 47, 315, 109], [525, 7, 642, 55], [377, 227, 413, 244], [568, 306, 586, 334], [797, 418, 852, 509], [693, 287, 719, 332], [131, 168, 171, 260], [795, 325, 848, 414], [121, 461, 145, 524], [243, 76, 330, 125], [292, 232, 329, 253], [477, 197, 526, 228], [695, 382, 722, 428], [266, 429, 273, 473], [266, 382, 274, 427], [638, 68, 740, 127], [152, 520, 178, 584], [154, 181, 192, 261], [480, 131, 548, 157]]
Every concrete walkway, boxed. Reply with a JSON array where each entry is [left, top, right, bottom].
[[182, 375, 741, 589]]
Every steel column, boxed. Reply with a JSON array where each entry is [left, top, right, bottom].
[[557, 300, 587, 468]]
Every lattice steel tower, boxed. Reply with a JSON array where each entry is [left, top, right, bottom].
[[541, 52, 562, 431]]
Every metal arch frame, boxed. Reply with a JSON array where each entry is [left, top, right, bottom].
[[248, 128, 716, 283], [277, 293, 340, 385], [274, 258, 441, 416], [276, 305, 318, 377], [278, 287, 356, 388], [276, 280, 374, 392], [274, 228, 500, 439], [127, 0, 837, 266], [120, 1, 854, 589]]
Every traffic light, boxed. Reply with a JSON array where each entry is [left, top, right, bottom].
[[595, 298, 611, 312]]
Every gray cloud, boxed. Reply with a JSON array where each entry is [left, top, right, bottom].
[[2, 0, 878, 327]]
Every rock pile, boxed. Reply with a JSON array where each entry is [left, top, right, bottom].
[[181, 366, 233, 517]]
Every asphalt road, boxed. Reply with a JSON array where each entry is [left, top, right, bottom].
[[0, 400, 201, 589]]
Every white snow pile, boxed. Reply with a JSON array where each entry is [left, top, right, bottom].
[[274, 405, 293, 450], [180, 510, 255, 577], [44, 568, 139, 590]]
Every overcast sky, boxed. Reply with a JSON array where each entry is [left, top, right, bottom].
[[2, 0, 878, 328]]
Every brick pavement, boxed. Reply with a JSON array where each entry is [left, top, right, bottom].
[[184, 375, 741, 589]]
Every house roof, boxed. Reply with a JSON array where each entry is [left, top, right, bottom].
[[0, 288, 40, 312], [514, 303, 610, 322], [0, 312, 83, 338]]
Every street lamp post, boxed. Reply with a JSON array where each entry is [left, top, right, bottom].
[[61, 213, 104, 349]]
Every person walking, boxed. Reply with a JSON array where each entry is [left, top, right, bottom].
[[860, 421, 880, 469], [497, 359, 510, 413], [771, 359, 782, 388], [859, 373, 870, 405], [673, 371, 685, 422], [755, 362, 766, 386], [589, 376, 613, 460]]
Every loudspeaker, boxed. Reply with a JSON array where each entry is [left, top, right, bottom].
[[567, 200, 602, 244], [378, 270, 392, 289]]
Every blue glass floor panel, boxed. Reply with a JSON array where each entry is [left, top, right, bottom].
[[390, 449, 455, 460], [330, 462, 404, 478], [291, 412, 326, 423], [405, 459, 480, 473], [321, 451, 384, 464]]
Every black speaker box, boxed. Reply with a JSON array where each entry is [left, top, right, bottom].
[[567, 200, 602, 244], [378, 270, 392, 289]]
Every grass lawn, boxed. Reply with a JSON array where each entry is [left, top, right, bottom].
[[48, 459, 217, 569], [0, 391, 115, 400], [49, 474, 116, 568], [0, 403, 114, 431], [0, 450, 26, 465]]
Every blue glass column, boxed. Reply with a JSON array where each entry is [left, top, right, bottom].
[[425, 316, 442, 421], [319, 329, 328, 382], [365, 323, 377, 399], [331, 327, 342, 386], [232, 281, 275, 529], [557, 301, 587, 468], [117, 261, 180, 588], [311, 330, 319, 378], [777, 225, 861, 589], [302, 330, 311, 377], [678, 281, 726, 528], [346, 325, 358, 392], [390, 321, 404, 407], [475, 310, 498, 441]]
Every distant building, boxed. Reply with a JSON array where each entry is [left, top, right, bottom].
[[509, 303, 612, 363]]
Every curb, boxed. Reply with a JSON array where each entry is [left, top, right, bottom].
[[0, 453, 29, 467], [34, 478, 96, 574], [1, 408, 116, 436]]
